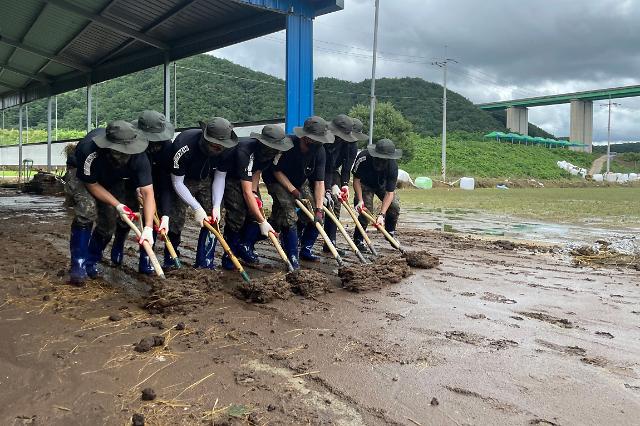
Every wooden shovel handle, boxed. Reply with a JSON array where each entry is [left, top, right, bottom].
[[359, 209, 403, 252], [202, 221, 250, 282], [120, 214, 165, 278], [295, 199, 343, 267], [322, 206, 367, 264]]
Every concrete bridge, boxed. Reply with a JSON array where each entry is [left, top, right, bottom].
[[477, 85, 640, 152]]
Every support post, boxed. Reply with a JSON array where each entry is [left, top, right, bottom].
[[570, 100, 593, 152], [173, 62, 177, 127], [47, 96, 52, 172], [285, 12, 313, 133], [86, 82, 92, 133], [368, 0, 380, 147], [506, 106, 528, 135], [18, 104, 23, 183], [163, 55, 171, 122]]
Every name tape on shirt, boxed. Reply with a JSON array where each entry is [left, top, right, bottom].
[[83, 152, 98, 176], [173, 145, 189, 169], [352, 155, 366, 173], [246, 153, 254, 177], [272, 153, 282, 166]]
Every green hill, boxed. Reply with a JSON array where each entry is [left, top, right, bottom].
[[1, 54, 551, 140]]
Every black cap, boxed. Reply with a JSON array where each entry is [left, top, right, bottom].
[[293, 116, 335, 144]]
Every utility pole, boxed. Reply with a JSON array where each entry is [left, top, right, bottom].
[[173, 62, 177, 128], [55, 95, 58, 141], [600, 97, 620, 174], [433, 46, 457, 182], [367, 0, 380, 148]]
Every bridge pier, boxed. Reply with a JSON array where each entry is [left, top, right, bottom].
[[570, 100, 593, 152], [506, 106, 528, 135]]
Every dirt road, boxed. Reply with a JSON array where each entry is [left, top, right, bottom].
[[1, 190, 639, 425]]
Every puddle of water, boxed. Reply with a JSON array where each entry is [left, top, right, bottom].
[[403, 207, 640, 246]]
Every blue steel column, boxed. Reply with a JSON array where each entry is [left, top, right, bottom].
[[285, 12, 314, 133]]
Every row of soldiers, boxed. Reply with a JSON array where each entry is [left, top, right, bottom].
[[65, 110, 401, 285]]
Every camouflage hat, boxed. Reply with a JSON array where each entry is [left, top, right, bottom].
[[351, 117, 368, 141], [293, 116, 335, 144], [198, 117, 238, 148], [250, 124, 293, 151], [132, 110, 175, 142], [367, 138, 402, 160], [93, 120, 148, 154], [328, 114, 358, 143]]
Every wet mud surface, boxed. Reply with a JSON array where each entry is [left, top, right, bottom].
[[1, 189, 640, 425]]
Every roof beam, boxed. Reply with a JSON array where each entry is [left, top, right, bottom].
[[0, 63, 50, 83], [97, 0, 200, 65], [44, 0, 169, 50], [0, 35, 91, 72]]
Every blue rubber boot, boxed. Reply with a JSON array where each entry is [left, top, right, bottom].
[[85, 230, 111, 278], [194, 227, 216, 269], [138, 231, 157, 275], [240, 222, 261, 264], [69, 224, 91, 286], [221, 229, 241, 271], [280, 228, 300, 270], [110, 226, 129, 265], [163, 231, 181, 269], [299, 223, 320, 262]]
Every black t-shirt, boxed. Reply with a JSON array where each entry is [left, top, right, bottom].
[[352, 150, 398, 192], [75, 128, 153, 188], [263, 135, 325, 188], [325, 138, 357, 188], [147, 139, 174, 215], [170, 129, 233, 180], [226, 137, 276, 182]]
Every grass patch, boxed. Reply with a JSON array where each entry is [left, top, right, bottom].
[[398, 187, 640, 225]]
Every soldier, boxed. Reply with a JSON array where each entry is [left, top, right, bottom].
[[352, 139, 402, 250], [220, 124, 293, 270], [67, 121, 156, 285], [322, 114, 367, 255], [263, 116, 334, 269], [169, 117, 238, 269]]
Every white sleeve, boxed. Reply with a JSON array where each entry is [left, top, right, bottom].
[[171, 174, 202, 212], [212, 170, 226, 209]]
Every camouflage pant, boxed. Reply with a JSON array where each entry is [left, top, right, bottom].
[[356, 184, 400, 233], [223, 177, 258, 233], [324, 171, 342, 240], [64, 171, 137, 237], [266, 181, 316, 231], [170, 177, 213, 236]]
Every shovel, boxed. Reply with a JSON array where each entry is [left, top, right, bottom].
[[340, 199, 378, 256], [294, 199, 344, 267], [322, 206, 368, 264], [258, 206, 295, 272], [359, 209, 405, 254], [202, 220, 250, 283], [138, 197, 181, 269], [119, 213, 166, 279]]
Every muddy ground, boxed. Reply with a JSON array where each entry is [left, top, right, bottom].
[[0, 189, 639, 425]]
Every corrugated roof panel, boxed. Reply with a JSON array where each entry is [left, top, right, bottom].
[[0, 45, 15, 63], [23, 5, 90, 54], [39, 61, 75, 77], [102, 0, 181, 32], [69, 0, 114, 15], [0, 70, 30, 87], [8, 50, 49, 74], [61, 24, 130, 65], [0, 0, 42, 39]]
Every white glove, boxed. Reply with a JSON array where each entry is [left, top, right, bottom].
[[158, 215, 169, 234], [116, 203, 138, 221], [258, 220, 275, 237], [211, 206, 221, 224], [139, 226, 154, 246], [323, 191, 334, 208], [194, 207, 208, 227], [355, 200, 365, 213], [331, 184, 341, 197], [376, 214, 385, 226]]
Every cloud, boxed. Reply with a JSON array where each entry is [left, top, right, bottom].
[[213, 0, 640, 140]]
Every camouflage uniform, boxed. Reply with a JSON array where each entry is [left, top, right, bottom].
[[265, 180, 317, 231], [223, 177, 255, 233], [357, 183, 401, 231], [170, 177, 213, 235], [64, 171, 137, 237]]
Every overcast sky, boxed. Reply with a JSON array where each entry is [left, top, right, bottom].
[[215, 0, 640, 141]]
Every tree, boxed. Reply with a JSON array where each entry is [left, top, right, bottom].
[[348, 101, 415, 162]]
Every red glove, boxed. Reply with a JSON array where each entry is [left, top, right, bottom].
[[290, 188, 302, 200], [339, 185, 349, 202], [116, 203, 139, 221], [355, 200, 365, 213], [253, 191, 263, 210], [314, 208, 324, 224]]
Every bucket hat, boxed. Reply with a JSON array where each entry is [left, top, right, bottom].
[[293, 116, 335, 144], [367, 138, 402, 160], [250, 124, 293, 151], [199, 117, 238, 148], [351, 117, 368, 141], [132, 110, 175, 142], [328, 114, 358, 142], [93, 120, 148, 155]]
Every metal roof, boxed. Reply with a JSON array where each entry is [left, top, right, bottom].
[[477, 84, 640, 110], [0, 0, 343, 109]]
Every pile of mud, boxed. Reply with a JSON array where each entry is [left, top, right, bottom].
[[339, 255, 412, 292], [402, 250, 440, 269], [570, 243, 640, 269], [144, 269, 223, 313], [235, 270, 331, 303]]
